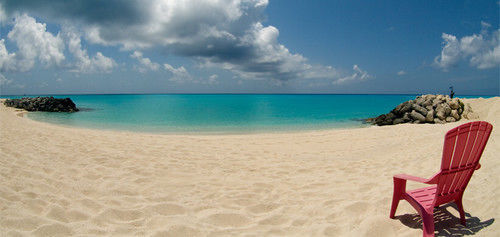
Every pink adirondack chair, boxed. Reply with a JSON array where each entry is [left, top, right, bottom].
[[389, 121, 493, 237]]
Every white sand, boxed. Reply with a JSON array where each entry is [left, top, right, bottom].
[[0, 97, 498, 236]]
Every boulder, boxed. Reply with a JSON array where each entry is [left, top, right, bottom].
[[451, 109, 460, 120], [393, 101, 412, 116], [412, 104, 428, 116], [393, 118, 404, 125], [435, 103, 451, 119], [446, 117, 456, 122], [366, 94, 469, 126], [436, 109, 446, 120], [3, 97, 79, 112], [434, 118, 445, 124], [449, 98, 460, 110], [422, 98, 433, 107], [410, 110, 426, 122], [425, 110, 434, 122], [402, 112, 411, 122]]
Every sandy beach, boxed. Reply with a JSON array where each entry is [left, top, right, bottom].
[[0, 97, 498, 236]]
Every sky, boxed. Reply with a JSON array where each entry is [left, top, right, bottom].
[[0, 0, 499, 95]]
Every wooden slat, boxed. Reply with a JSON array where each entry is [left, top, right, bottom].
[[441, 128, 458, 170]]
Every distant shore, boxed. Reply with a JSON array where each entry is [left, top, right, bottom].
[[0, 97, 498, 236]]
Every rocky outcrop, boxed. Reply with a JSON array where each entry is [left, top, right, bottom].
[[4, 97, 79, 112], [366, 94, 473, 126]]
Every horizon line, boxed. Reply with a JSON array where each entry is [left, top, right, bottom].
[[1, 92, 498, 97]]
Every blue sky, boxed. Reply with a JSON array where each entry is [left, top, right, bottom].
[[0, 0, 498, 95]]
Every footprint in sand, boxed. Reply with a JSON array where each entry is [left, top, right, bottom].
[[325, 213, 337, 223], [204, 213, 250, 227], [258, 215, 289, 225], [46, 205, 90, 223], [96, 208, 143, 223], [32, 223, 72, 237], [153, 225, 202, 237], [46, 206, 69, 222], [79, 198, 102, 212], [344, 201, 370, 214], [232, 198, 256, 207], [323, 226, 340, 236], [151, 203, 186, 216], [291, 219, 307, 226], [1, 217, 45, 231], [247, 203, 280, 214], [22, 198, 48, 214]]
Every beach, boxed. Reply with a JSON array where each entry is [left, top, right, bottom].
[[0, 97, 498, 236]]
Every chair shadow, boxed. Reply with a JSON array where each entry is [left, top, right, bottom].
[[395, 203, 494, 236]]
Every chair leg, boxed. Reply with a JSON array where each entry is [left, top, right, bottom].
[[421, 210, 435, 237], [456, 198, 466, 226], [390, 178, 406, 218]]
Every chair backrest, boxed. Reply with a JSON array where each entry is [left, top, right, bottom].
[[435, 121, 493, 205]]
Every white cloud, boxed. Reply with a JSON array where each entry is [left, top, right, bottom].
[[65, 29, 116, 73], [0, 39, 16, 71], [6, 14, 65, 72], [206, 74, 219, 85], [435, 23, 500, 70], [0, 14, 115, 74], [1, 0, 368, 83], [397, 70, 406, 76], [0, 73, 11, 86], [334, 65, 371, 84], [130, 51, 160, 72], [202, 22, 346, 82], [164, 63, 192, 82]]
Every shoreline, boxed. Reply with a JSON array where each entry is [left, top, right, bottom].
[[3, 96, 497, 136], [0, 97, 498, 236], [0, 98, 372, 136]]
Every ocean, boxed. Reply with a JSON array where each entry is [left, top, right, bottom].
[[1, 94, 492, 133]]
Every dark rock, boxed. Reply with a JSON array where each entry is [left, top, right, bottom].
[[446, 117, 456, 122], [402, 112, 411, 122], [410, 110, 426, 122], [412, 104, 428, 116], [434, 118, 445, 124], [425, 110, 434, 122], [451, 110, 460, 120], [393, 101, 412, 116], [366, 94, 467, 126], [393, 118, 404, 125], [4, 97, 79, 112]]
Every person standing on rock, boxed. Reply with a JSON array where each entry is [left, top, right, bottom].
[[449, 86, 455, 99]]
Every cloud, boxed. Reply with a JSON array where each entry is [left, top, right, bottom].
[[0, 39, 16, 71], [164, 63, 192, 82], [206, 74, 219, 85], [334, 65, 371, 84], [434, 22, 500, 70], [1, 14, 65, 72], [0, 0, 368, 83], [0, 73, 11, 85], [65, 29, 115, 73], [130, 51, 160, 72], [397, 70, 406, 76], [0, 14, 115, 73]]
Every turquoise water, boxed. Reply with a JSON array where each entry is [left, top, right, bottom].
[[1, 94, 493, 133]]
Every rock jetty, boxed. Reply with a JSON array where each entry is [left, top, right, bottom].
[[4, 97, 79, 112], [366, 94, 475, 126]]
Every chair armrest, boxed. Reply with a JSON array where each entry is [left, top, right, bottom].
[[394, 174, 433, 184]]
